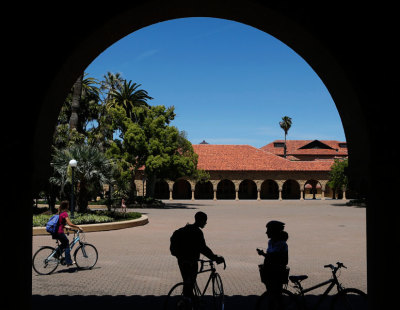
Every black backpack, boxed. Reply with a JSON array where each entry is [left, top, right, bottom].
[[170, 225, 189, 257]]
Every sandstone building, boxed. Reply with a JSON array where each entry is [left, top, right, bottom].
[[135, 140, 349, 200]]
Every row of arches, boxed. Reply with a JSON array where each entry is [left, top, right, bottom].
[[146, 178, 345, 200]]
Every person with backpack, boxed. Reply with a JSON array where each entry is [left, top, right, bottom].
[[170, 211, 225, 305], [52, 200, 83, 266]]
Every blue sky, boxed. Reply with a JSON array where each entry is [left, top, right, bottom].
[[85, 17, 346, 148]]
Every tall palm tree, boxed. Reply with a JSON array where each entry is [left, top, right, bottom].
[[107, 80, 153, 121], [69, 74, 83, 130], [68, 73, 100, 133], [279, 116, 292, 158]]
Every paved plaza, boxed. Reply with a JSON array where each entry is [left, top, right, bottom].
[[32, 200, 367, 309]]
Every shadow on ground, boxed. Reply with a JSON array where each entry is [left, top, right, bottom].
[[32, 294, 367, 309], [32, 295, 258, 310]]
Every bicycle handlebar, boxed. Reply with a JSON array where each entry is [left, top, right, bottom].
[[199, 258, 226, 270], [324, 262, 347, 271], [66, 227, 83, 233]]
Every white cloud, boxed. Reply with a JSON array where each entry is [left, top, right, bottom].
[[135, 49, 159, 61]]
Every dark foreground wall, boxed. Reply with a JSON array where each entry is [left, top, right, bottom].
[[4, 1, 397, 309]]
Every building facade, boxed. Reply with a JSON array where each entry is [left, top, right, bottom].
[[135, 140, 349, 200]]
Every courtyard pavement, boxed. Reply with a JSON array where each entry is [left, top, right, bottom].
[[32, 200, 367, 309]]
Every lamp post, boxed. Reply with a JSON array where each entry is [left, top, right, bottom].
[[69, 159, 77, 218]]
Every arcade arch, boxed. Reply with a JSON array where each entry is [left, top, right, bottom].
[[172, 179, 191, 199], [238, 179, 257, 200], [194, 181, 214, 200], [282, 179, 301, 200], [260, 179, 279, 200], [216, 179, 236, 200], [304, 179, 322, 199]]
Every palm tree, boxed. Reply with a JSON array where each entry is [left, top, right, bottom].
[[50, 144, 115, 213], [68, 73, 100, 133], [69, 74, 83, 131], [279, 116, 292, 158], [107, 80, 153, 121], [100, 72, 124, 104]]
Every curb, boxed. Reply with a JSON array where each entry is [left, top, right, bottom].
[[32, 215, 149, 236]]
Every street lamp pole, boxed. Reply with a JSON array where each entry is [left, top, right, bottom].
[[69, 159, 77, 218]]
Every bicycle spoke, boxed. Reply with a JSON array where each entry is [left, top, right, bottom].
[[212, 273, 224, 310], [74, 243, 98, 269], [32, 247, 59, 275], [331, 288, 367, 310]]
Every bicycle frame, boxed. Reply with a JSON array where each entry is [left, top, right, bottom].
[[52, 230, 82, 259], [194, 262, 217, 297], [291, 265, 344, 310]]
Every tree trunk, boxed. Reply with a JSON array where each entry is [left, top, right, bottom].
[[69, 74, 83, 131], [284, 132, 287, 158], [77, 183, 89, 213], [146, 174, 157, 198]]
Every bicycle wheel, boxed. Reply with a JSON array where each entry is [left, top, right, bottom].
[[256, 289, 298, 310], [331, 288, 367, 310], [32, 246, 59, 275], [212, 273, 224, 310], [164, 282, 187, 310], [74, 243, 98, 269]]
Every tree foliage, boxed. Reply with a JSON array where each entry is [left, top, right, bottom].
[[46, 72, 203, 207], [327, 158, 348, 192]]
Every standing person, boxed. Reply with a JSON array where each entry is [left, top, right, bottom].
[[257, 220, 289, 309], [53, 200, 83, 266], [121, 198, 127, 213], [170, 211, 225, 307]]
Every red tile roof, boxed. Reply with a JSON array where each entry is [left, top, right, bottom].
[[260, 140, 348, 156], [193, 144, 334, 171]]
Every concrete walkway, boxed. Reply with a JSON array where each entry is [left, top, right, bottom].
[[32, 200, 367, 309]]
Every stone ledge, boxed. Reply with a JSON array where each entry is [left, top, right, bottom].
[[32, 215, 149, 236]]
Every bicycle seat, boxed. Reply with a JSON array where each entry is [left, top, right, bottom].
[[289, 275, 308, 283]]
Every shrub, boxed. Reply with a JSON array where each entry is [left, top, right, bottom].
[[32, 210, 141, 227]]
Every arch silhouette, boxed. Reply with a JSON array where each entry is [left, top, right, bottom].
[[8, 2, 395, 309], [154, 180, 169, 200], [238, 179, 257, 200], [282, 179, 301, 200], [260, 179, 279, 200], [172, 179, 191, 199], [195, 181, 214, 200], [217, 179, 235, 200]]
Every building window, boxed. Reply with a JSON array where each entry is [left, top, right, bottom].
[[339, 143, 347, 148], [274, 142, 285, 148]]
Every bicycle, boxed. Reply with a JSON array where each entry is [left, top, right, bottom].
[[32, 228, 98, 275], [256, 262, 367, 310], [164, 258, 226, 310]]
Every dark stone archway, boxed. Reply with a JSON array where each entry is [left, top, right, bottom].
[[172, 179, 191, 199], [217, 179, 236, 200], [238, 179, 257, 199], [154, 180, 169, 200], [282, 179, 301, 199], [195, 181, 214, 200], [7, 2, 397, 309], [260, 179, 279, 200]]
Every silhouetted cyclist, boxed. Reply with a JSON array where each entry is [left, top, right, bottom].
[[257, 220, 289, 309], [170, 211, 225, 307]]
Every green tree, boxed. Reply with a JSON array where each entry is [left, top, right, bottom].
[[50, 144, 115, 213], [105, 104, 200, 200], [279, 116, 292, 158], [54, 74, 101, 148], [327, 158, 348, 198]]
